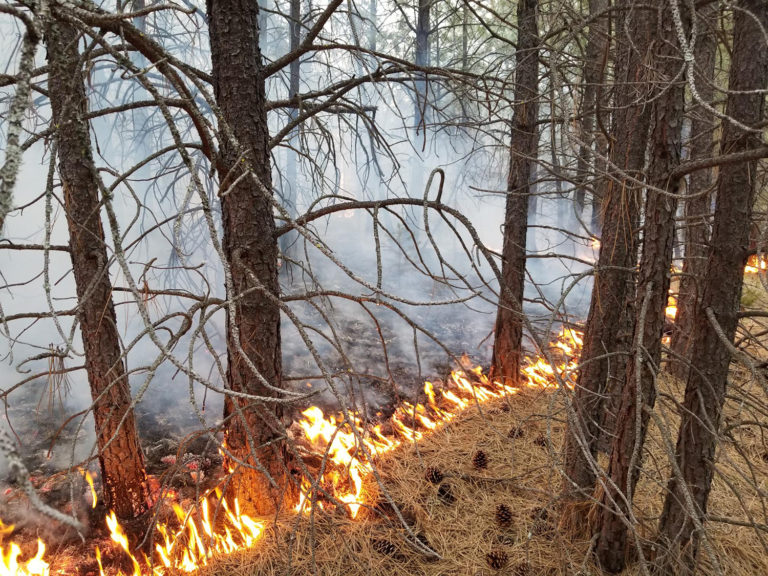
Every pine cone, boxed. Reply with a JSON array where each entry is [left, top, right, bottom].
[[372, 538, 398, 557], [472, 450, 488, 470], [437, 482, 456, 504], [495, 503, 513, 528], [424, 466, 443, 484], [508, 426, 525, 439], [533, 434, 547, 447], [486, 548, 509, 570]]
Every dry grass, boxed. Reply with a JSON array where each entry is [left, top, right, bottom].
[[199, 377, 768, 576]]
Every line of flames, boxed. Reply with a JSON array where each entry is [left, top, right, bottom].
[[1, 327, 583, 576]]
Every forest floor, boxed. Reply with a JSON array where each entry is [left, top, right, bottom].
[[202, 376, 768, 576]]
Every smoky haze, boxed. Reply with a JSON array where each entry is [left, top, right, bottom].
[[0, 4, 596, 477]]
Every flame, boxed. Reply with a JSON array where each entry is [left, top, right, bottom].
[[84, 470, 97, 509], [745, 255, 767, 274], [1, 326, 583, 574], [295, 327, 582, 516], [666, 295, 677, 320], [0, 519, 49, 576]]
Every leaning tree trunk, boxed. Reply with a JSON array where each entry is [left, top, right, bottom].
[[656, 0, 768, 569], [207, 0, 290, 515], [593, 1, 687, 570], [668, 2, 718, 382], [561, 0, 653, 513], [490, 0, 538, 386], [47, 20, 149, 520]]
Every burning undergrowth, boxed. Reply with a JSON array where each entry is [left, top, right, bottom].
[[0, 329, 583, 574]]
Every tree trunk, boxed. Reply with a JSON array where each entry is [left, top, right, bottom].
[[574, 0, 609, 218], [47, 20, 149, 520], [561, 0, 653, 510], [368, 0, 377, 51], [282, 0, 302, 255], [490, 0, 538, 386], [593, 2, 687, 569], [668, 3, 718, 382], [414, 0, 430, 129], [656, 0, 768, 568], [207, 0, 290, 515]]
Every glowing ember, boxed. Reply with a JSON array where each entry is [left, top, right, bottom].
[[1, 326, 583, 574]]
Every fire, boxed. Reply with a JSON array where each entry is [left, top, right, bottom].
[[295, 327, 582, 517], [745, 255, 767, 274], [666, 295, 677, 320], [1, 326, 583, 575], [0, 520, 49, 576]]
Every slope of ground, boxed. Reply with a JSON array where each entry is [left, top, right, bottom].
[[201, 379, 768, 576]]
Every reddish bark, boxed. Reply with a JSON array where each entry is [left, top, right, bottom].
[[207, 0, 292, 514], [562, 0, 653, 501], [490, 0, 539, 385], [657, 0, 768, 568], [47, 20, 149, 520], [593, 2, 687, 569], [668, 3, 718, 382]]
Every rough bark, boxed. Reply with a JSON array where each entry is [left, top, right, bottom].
[[490, 0, 538, 386], [574, 0, 609, 218], [668, 3, 718, 381], [593, 2, 687, 569], [47, 20, 149, 520], [656, 0, 768, 568], [561, 0, 653, 506], [207, 0, 290, 515]]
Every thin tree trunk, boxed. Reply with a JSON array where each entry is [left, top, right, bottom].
[[283, 0, 301, 251], [490, 0, 538, 385], [414, 0, 430, 130], [368, 0, 377, 51], [461, 0, 468, 72], [47, 20, 149, 520], [593, 2, 687, 569], [656, 0, 768, 568], [668, 3, 718, 382], [207, 0, 290, 515], [561, 0, 653, 513]]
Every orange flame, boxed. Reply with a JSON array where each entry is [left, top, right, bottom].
[[1, 326, 583, 574], [666, 295, 678, 320], [745, 255, 767, 274], [1, 519, 49, 576]]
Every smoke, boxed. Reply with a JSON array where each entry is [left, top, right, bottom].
[[0, 5, 599, 479]]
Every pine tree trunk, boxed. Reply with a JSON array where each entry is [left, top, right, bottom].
[[47, 20, 149, 520], [207, 0, 291, 515], [561, 0, 653, 509], [593, 2, 687, 569], [668, 3, 718, 382], [574, 0, 609, 218], [490, 0, 538, 385], [656, 0, 768, 568]]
